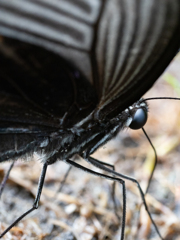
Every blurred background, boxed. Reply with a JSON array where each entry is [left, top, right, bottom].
[[0, 53, 180, 240]]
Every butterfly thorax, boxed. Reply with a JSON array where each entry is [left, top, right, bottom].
[[35, 99, 148, 164]]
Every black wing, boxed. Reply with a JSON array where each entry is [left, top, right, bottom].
[[0, 0, 180, 121], [0, 0, 180, 162], [0, 38, 98, 128]]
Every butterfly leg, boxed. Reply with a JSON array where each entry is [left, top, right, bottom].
[[88, 158, 120, 220], [0, 162, 48, 238], [57, 157, 82, 193], [63, 159, 126, 240], [0, 160, 15, 198], [58, 157, 120, 219], [57, 165, 73, 193], [85, 156, 163, 240]]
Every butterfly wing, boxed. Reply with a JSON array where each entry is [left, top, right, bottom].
[[0, 36, 98, 162], [0, 38, 98, 127], [95, 0, 180, 119], [0, 0, 180, 122], [0, 0, 100, 86]]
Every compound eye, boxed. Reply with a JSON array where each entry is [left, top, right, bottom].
[[129, 108, 147, 130]]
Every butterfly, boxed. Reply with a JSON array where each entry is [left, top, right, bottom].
[[0, 0, 180, 239]]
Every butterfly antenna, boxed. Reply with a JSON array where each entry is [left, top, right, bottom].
[[144, 97, 180, 101], [141, 128, 157, 194], [142, 96, 180, 192]]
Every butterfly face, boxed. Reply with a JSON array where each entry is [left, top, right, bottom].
[[0, 0, 180, 239], [129, 103, 148, 130]]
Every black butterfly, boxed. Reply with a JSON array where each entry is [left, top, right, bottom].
[[0, 0, 180, 239]]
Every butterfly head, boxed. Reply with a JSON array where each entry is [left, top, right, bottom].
[[128, 99, 148, 130]]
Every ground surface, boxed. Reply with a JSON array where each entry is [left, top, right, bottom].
[[0, 54, 180, 240]]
